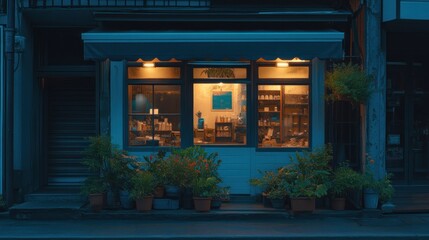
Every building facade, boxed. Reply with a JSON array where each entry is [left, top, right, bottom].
[[1, 0, 427, 210], [382, 0, 429, 210]]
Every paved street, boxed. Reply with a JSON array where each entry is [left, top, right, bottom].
[[2, 213, 429, 239]]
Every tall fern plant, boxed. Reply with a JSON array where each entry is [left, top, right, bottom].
[[326, 63, 372, 104]]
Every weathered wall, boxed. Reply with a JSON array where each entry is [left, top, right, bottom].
[[365, 0, 386, 179]]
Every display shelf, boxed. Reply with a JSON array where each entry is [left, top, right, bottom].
[[258, 89, 282, 145], [215, 122, 233, 142]]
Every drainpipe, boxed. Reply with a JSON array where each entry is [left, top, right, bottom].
[[4, 0, 15, 206]]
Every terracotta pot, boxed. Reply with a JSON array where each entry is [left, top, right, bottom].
[[193, 197, 212, 212], [154, 186, 165, 198], [290, 197, 315, 213], [331, 198, 346, 210], [136, 195, 153, 212], [89, 193, 104, 212]]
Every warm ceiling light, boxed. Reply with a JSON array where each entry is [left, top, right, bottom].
[[276, 62, 289, 68], [143, 63, 155, 68]]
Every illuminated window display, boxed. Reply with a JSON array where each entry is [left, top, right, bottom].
[[128, 85, 181, 146], [258, 85, 309, 148], [125, 61, 311, 149], [257, 62, 310, 148], [193, 83, 247, 145]]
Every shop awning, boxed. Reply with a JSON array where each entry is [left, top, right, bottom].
[[82, 31, 344, 61]]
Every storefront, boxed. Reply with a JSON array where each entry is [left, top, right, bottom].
[[82, 30, 344, 194]]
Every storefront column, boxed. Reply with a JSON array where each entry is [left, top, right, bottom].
[[110, 60, 124, 148], [99, 60, 111, 136], [365, 0, 386, 179], [311, 58, 325, 149]]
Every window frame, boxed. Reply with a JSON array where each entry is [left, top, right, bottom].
[[124, 61, 185, 152], [255, 61, 312, 152], [190, 62, 252, 148]]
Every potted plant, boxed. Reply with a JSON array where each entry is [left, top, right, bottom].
[[379, 173, 395, 213], [266, 186, 288, 209], [326, 62, 372, 104], [211, 186, 230, 209], [362, 170, 394, 210], [83, 136, 136, 208], [201, 68, 235, 78], [250, 168, 287, 208], [329, 165, 363, 210], [130, 171, 156, 212], [284, 146, 332, 213], [143, 150, 167, 198], [81, 177, 106, 212], [192, 177, 218, 212]]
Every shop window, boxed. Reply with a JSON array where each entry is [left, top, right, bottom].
[[193, 83, 247, 145], [258, 85, 309, 148], [127, 85, 181, 147]]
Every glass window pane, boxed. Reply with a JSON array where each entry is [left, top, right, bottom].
[[154, 86, 181, 114], [128, 85, 153, 114], [128, 85, 181, 147], [193, 83, 247, 145], [128, 115, 154, 146], [258, 85, 309, 148], [128, 67, 181, 79], [258, 66, 309, 79], [193, 68, 247, 79]]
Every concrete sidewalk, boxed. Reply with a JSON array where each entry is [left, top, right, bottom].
[[1, 213, 429, 239]]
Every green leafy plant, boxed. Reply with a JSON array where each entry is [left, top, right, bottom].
[[378, 174, 395, 203], [84, 136, 137, 189], [283, 145, 332, 198], [130, 171, 155, 200], [266, 185, 288, 200], [326, 63, 372, 103], [362, 155, 394, 202], [81, 177, 106, 196], [163, 146, 222, 188], [330, 164, 363, 198], [213, 186, 231, 201], [192, 177, 218, 198], [363, 170, 394, 203], [201, 68, 235, 78], [143, 150, 168, 187]]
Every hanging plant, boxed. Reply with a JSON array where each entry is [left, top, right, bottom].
[[326, 63, 372, 104], [201, 68, 235, 78]]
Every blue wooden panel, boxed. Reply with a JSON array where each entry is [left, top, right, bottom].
[[401, 0, 429, 20], [383, 0, 397, 22]]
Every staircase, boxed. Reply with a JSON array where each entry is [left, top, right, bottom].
[[9, 187, 86, 219], [392, 185, 429, 212]]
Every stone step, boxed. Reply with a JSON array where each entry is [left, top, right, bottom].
[[9, 200, 85, 220], [25, 193, 85, 202], [228, 194, 257, 203]]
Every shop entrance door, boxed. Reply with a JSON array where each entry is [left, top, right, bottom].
[[43, 77, 96, 188], [386, 62, 429, 185]]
